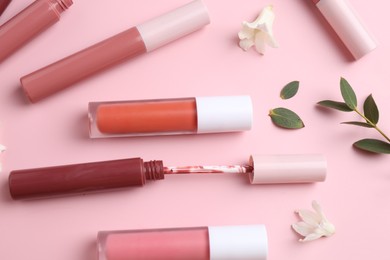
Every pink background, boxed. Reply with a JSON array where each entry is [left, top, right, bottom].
[[0, 0, 389, 259]]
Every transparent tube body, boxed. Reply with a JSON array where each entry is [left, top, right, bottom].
[[89, 98, 198, 138], [98, 227, 210, 260]]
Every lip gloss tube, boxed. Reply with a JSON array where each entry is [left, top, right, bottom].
[[8, 154, 326, 200], [9, 157, 164, 199], [312, 0, 377, 59], [0, 0, 73, 62], [0, 0, 11, 17], [20, 0, 210, 103], [88, 96, 253, 138], [97, 225, 268, 260]]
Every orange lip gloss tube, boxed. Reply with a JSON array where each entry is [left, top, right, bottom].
[[88, 96, 253, 138]]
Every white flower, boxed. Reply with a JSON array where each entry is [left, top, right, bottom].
[[292, 200, 335, 242], [238, 5, 279, 55]]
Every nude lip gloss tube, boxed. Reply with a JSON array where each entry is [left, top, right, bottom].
[[88, 96, 253, 138], [8, 154, 326, 200], [20, 0, 210, 103], [0, 0, 12, 17], [97, 225, 268, 260], [312, 0, 377, 60], [0, 0, 73, 62]]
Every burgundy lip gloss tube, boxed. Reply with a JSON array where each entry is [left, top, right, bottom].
[[98, 225, 268, 260], [0, 0, 73, 62], [8, 158, 164, 199], [0, 0, 12, 17], [21, 0, 210, 103], [8, 154, 326, 200]]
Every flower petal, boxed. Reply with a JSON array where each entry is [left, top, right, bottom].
[[239, 38, 255, 51], [238, 24, 255, 40], [296, 209, 321, 226], [254, 32, 266, 54], [299, 232, 323, 242], [0, 144, 5, 152], [292, 221, 316, 236]]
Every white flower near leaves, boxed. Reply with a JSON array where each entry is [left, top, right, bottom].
[[292, 200, 335, 242], [238, 5, 279, 55]]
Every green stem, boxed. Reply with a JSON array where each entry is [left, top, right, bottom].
[[354, 108, 390, 142]]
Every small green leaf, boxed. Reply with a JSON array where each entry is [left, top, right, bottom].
[[317, 100, 353, 112], [269, 107, 305, 129], [341, 121, 374, 128], [363, 94, 379, 124], [353, 139, 390, 154], [340, 77, 357, 110], [280, 81, 299, 100]]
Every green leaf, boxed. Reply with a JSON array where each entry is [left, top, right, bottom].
[[317, 100, 354, 112], [341, 121, 374, 128], [269, 107, 305, 129], [353, 139, 390, 154], [280, 81, 299, 100], [340, 77, 357, 110], [363, 94, 379, 124]]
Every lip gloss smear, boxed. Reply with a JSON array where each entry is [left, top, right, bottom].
[[96, 98, 197, 135]]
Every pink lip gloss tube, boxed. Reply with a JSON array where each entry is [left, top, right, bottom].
[[88, 96, 253, 138], [0, 0, 12, 17], [98, 225, 268, 260], [0, 0, 73, 62], [312, 0, 377, 59], [21, 0, 210, 103]]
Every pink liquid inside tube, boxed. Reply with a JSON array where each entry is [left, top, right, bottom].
[[99, 228, 209, 260]]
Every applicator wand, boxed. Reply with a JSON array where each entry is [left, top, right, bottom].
[[9, 155, 326, 199]]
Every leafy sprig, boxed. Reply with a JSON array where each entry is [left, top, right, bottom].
[[317, 77, 390, 154]]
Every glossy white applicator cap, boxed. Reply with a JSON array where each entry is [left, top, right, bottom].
[[249, 154, 327, 184]]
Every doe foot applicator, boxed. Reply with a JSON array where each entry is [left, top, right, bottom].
[[9, 154, 326, 199]]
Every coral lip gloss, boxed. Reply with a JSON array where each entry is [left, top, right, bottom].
[[8, 154, 326, 199], [88, 96, 253, 138], [311, 0, 377, 59], [97, 225, 268, 260], [21, 0, 210, 103], [0, 0, 73, 62]]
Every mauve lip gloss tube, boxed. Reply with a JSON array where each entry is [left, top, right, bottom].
[[88, 96, 253, 138], [21, 0, 210, 103], [0, 0, 73, 62], [97, 225, 268, 260], [311, 0, 377, 59], [0, 0, 12, 17]]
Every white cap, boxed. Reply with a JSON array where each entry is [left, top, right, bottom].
[[196, 96, 253, 133], [136, 0, 210, 52], [316, 0, 377, 60], [249, 154, 327, 184], [208, 225, 268, 260]]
